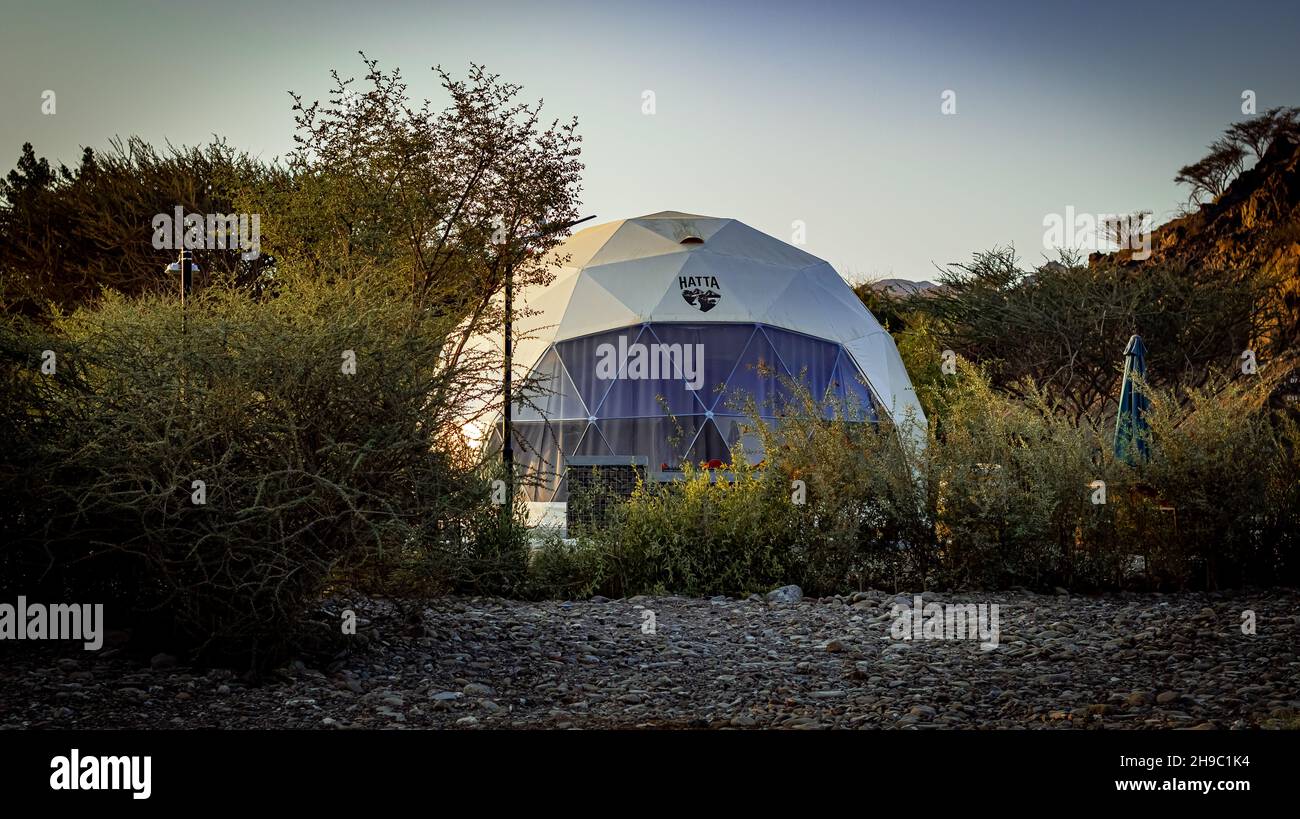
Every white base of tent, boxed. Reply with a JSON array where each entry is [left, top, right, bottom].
[[526, 501, 567, 537]]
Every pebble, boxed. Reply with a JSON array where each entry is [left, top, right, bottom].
[[3, 589, 1295, 730]]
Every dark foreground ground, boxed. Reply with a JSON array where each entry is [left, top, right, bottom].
[[2, 589, 1297, 730]]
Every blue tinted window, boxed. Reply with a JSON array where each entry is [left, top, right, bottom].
[[765, 326, 840, 405], [712, 327, 784, 416], [509, 322, 883, 501], [555, 325, 648, 415]]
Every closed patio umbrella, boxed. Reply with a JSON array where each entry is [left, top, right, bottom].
[[1113, 334, 1150, 463]]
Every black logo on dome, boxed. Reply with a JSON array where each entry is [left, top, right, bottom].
[[679, 275, 721, 313]]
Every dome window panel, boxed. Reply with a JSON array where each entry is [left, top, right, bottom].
[[514, 348, 589, 421], [683, 419, 730, 468], [711, 326, 786, 416], [555, 325, 650, 415], [645, 323, 756, 405], [829, 357, 882, 422], [762, 326, 842, 406]]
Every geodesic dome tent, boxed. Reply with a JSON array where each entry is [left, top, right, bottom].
[[488, 211, 926, 512]]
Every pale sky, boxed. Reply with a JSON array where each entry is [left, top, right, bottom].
[[3, 0, 1299, 281]]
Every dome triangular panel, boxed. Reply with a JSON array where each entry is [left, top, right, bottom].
[[469, 211, 927, 506]]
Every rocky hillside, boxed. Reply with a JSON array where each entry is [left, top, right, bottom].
[[1098, 134, 1300, 355], [868, 278, 940, 297]]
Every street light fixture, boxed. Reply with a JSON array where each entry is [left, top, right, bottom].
[[167, 248, 199, 335]]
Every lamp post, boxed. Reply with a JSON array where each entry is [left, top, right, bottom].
[[167, 248, 198, 404], [501, 215, 595, 514], [167, 248, 198, 335]]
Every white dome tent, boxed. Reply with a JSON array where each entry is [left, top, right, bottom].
[[486, 211, 926, 527]]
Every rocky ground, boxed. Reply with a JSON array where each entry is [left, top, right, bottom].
[[2, 588, 1298, 730]]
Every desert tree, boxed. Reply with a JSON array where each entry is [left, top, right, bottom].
[[914, 248, 1263, 423], [262, 54, 584, 379], [1175, 107, 1300, 204], [1227, 106, 1300, 160], [0, 139, 271, 318], [1175, 138, 1246, 204]]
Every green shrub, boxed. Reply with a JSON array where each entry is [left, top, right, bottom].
[[0, 273, 506, 664], [923, 363, 1135, 589], [542, 360, 1297, 598], [606, 462, 800, 597], [525, 532, 608, 600], [1134, 373, 1296, 586], [523, 459, 800, 600]]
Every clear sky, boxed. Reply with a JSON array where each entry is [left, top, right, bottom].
[[3, 0, 1299, 281]]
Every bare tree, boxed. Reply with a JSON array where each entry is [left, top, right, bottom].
[[1100, 210, 1152, 251]]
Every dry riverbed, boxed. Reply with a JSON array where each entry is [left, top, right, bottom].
[[2, 588, 1298, 730]]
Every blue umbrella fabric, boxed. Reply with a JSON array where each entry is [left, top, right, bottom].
[[1113, 334, 1150, 463]]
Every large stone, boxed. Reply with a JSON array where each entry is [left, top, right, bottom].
[[767, 585, 803, 604]]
